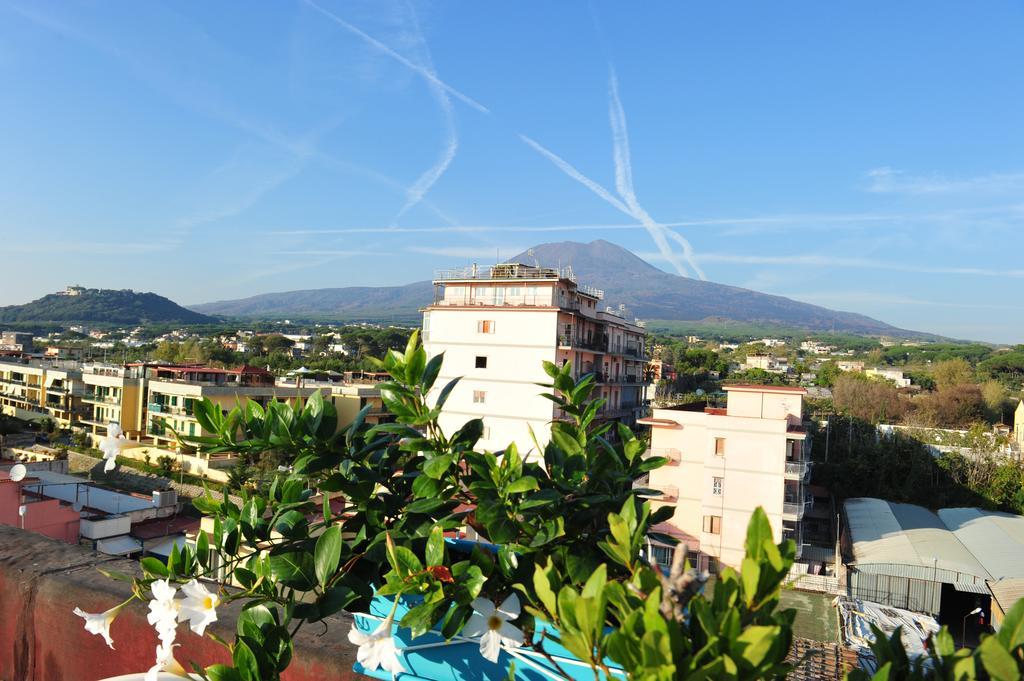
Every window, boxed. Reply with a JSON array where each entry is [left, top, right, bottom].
[[475, 356, 488, 369], [477, 320, 495, 334], [712, 477, 723, 496], [481, 426, 491, 439], [714, 437, 726, 456], [473, 390, 486, 404], [703, 515, 722, 535]]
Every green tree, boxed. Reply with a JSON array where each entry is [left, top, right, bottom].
[[932, 358, 974, 390]]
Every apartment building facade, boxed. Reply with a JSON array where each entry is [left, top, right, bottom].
[[639, 384, 811, 570], [0, 359, 86, 428], [80, 364, 148, 443], [422, 263, 647, 456]]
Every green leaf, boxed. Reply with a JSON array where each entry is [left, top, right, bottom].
[[268, 549, 316, 590], [977, 636, 1020, 681], [205, 665, 243, 681], [391, 546, 424, 578], [435, 377, 460, 409], [426, 525, 445, 568], [232, 640, 261, 681], [314, 525, 342, 587], [195, 530, 210, 569], [505, 476, 539, 494], [423, 454, 454, 479], [533, 562, 558, 615], [736, 625, 779, 668], [997, 597, 1024, 651], [400, 601, 439, 640], [740, 557, 761, 607], [421, 352, 444, 391], [140, 556, 169, 578]]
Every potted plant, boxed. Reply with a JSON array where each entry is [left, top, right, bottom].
[[78, 333, 800, 680]]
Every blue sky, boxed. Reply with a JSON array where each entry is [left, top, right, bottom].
[[2, 1, 1023, 342]]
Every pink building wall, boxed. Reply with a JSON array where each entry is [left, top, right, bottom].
[[0, 475, 80, 543]]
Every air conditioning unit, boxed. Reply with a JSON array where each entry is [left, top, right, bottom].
[[152, 490, 178, 508]]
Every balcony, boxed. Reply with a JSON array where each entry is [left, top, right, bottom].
[[558, 335, 608, 353], [644, 447, 681, 465], [784, 460, 811, 481], [782, 497, 813, 520], [83, 392, 120, 405], [647, 484, 678, 501]]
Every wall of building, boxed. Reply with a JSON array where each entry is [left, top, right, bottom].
[[0, 526, 361, 680], [646, 389, 804, 568], [425, 306, 559, 456]]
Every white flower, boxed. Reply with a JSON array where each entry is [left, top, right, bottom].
[[145, 641, 190, 681], [73, 604, 122, 649], [462, 594, 524, 662], [147, 579, 180, 646], [177, 579, 219, 636], [347, 614, 404, 674], [99, 423, 127, 473]]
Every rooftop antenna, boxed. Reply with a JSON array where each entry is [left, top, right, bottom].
[[528, 248, 538, 268]]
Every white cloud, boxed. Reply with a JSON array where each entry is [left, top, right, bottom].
[[866, 166, 1024, 195], [408, 245, 525, 259]]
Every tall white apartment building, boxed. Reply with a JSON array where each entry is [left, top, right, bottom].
[[422, 263, 647, 456], [639, 384, 812, 570]]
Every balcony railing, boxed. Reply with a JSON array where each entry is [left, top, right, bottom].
[[784, 460, 810, 479], [558, 335, 608, 352], [782, 497, 813, 519], [645, 447, 681, 465], [83, 392, 120, 405]]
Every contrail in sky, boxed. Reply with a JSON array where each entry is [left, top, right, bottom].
[[393, 0, 458, 222], [608, 69, 702, 279], [301, 0, 489, 114]]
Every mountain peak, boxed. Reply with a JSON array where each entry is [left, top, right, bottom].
[[193, 239, 923, 337]]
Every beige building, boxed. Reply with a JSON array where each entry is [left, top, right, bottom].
[[0, 359, 86, 428], [1015, 400, 1024, 447], [423, 263, 647, 456], [80, 364, 148, 443], [639, 384, 811, 570], [144, 365, 314, 447]]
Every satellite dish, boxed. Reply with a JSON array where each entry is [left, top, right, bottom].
[[9, 464, 27, 482], [72, 500, 84, 513]]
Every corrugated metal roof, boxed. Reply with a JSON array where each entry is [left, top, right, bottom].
[[987, 578, 1024, 614], [939, 508, 1024, 581], [845, 498, 990, 580]]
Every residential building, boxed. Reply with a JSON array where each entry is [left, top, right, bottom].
[[837, 360, 865, 372], [0, 359, 86, 428], [0, 469, 80, 543], [742, 354, 789, 374], [759, 338, 786, 348], [422, 263, 647, 456], [800, 341, 836, 355], [639, 384, 811, 570], [1013, 400, 1023, 447], [0, 332, 34, 354], [80, 363, 148, 443], [143, 364, 319, 447], [864, 367, 912, 388]]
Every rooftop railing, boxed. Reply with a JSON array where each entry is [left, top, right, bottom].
[[433, 264, 604, 299]]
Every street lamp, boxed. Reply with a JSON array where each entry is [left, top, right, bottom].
[[962, 607, 983, 647]]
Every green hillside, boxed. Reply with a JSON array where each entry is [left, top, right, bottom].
[[0, 287, 216, 325]]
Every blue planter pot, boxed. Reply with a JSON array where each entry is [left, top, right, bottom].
[[352, 593, 623, 681]]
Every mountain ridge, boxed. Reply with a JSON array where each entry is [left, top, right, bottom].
[[0, 287, 217, 325], [191, 240, 926, 337]]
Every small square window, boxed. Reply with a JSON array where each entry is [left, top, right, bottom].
[[714, 438, 726, 456], [712, 477, 723, 496], [473, 390, 486, 404], [475, 356, 487, 369]]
